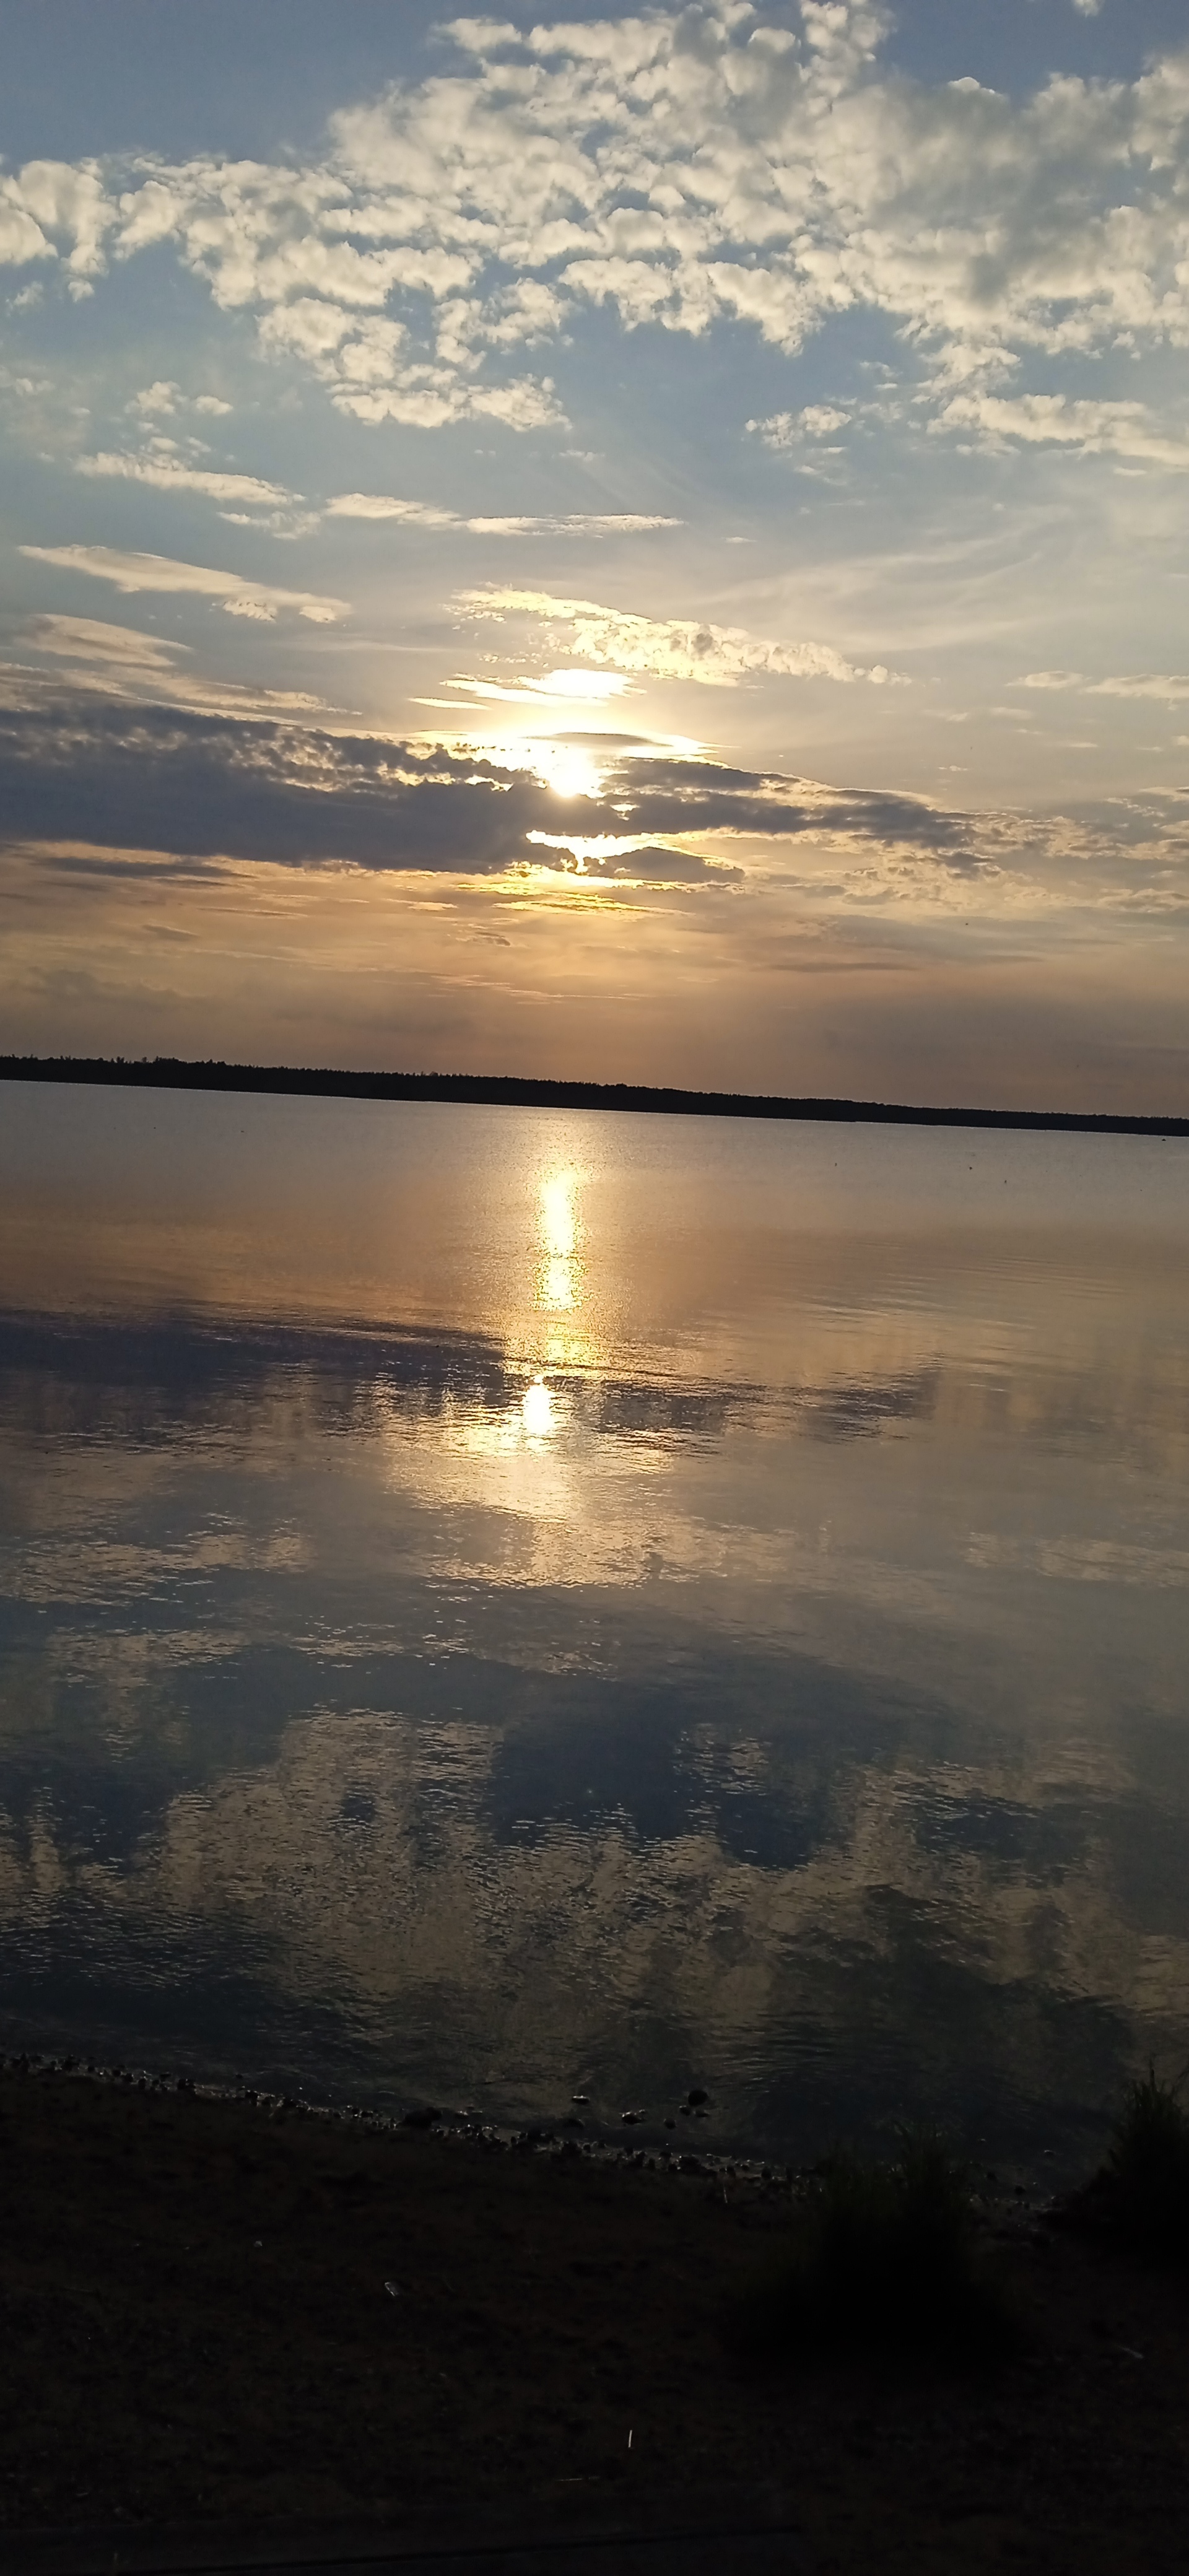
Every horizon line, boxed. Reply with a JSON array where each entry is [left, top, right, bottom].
[[2, 1055, 1186, 1139]]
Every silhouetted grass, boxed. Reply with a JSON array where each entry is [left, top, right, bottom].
[[728, 2131, 1020, 2365], [1099, 2066, 1189, 2263]]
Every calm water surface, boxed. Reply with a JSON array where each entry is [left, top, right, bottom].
[[1, 1082, 1187, 2173]]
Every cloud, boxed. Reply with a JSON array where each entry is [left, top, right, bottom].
[[8, 9, 1189, 439], [255, 296, 563, 426], [458, 587, 892, 686], [0, 201, 54, 269], [0, 158, 113, 290], [934, 394, 1189, 472], [1087, 675, 1189, 703], [12, 612, 334, 721], [129, 380, 180, 417], [75, 445, 304, 511], [535, 840, 740, 883], [326, 493, 681, 533], [326, 493, 459, 527], [1016, 668, 1189, 702], [434, 669, 632, 707], [128, 381, 234, 420], [0, 700, 604, 874], [21, 613, 191, 680], [0, 690, 985, 882], [19, 542, 349, 622], [2, 687, 1187, 939], [748, 407, 851, 450]]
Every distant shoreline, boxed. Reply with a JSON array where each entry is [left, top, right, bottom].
[[2, 1054, 1187, 1138]]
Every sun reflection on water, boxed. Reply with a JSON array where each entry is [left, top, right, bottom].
[[521, 1377, 555, 1440], [536, 1169, 582, 1314]]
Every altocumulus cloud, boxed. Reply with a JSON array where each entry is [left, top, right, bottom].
[[2, 4, 1189, 450], [457, 589, 892, 685]]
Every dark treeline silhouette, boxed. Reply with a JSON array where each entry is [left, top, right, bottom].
[[1, 1054, 1186, 1136]]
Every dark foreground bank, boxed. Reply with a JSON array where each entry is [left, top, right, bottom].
[[2, 2063, 1188, 2574], [3, 1055, 1188, 1136]]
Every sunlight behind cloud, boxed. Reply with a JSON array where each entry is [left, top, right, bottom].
[[531, 671, 630, 702], [539, 743, 604, 799]]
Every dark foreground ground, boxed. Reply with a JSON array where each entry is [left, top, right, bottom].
[[2, 2063, 1187, 2574]]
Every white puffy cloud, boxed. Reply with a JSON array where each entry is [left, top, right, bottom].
[[129, 380, 180, 417], [458, 586, 891, 684], [255, 293, 563, 424], [128, 381, 233, 422], [748, 406, 851, 450], [1, 159, 114, 291], [19, 542, 349, 622], [0, 199, 54, 267], [6, 8, 1189, 438]]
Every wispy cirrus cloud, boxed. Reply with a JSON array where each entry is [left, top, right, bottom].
[[457, 588, 894, 687], [428, 670, 633, 708], [1016, 669, 1189, 703], [74, 443, 309, 519], [15, 614, 333, 721], [19, 542, 349, 622], [326, 493, 680, 534]]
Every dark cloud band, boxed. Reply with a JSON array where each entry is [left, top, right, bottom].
[[0, 695, 973, 878]]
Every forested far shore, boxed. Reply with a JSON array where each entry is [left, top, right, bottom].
[[2, 1055, 1187, 1137]]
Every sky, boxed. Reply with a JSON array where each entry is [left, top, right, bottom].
[[2, 0, 1189, 1111]]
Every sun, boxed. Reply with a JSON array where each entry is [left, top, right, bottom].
[[544, 746, 603, 799], [503, 734, 606, 800]]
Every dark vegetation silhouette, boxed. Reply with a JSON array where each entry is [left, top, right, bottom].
[[2, 1054, 1187, 1135], [1060, 2066, 1189, 2266], [728, 2130, 1022, 2365]]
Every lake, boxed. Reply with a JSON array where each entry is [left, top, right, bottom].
[[1, 1081, 1186, 2175]]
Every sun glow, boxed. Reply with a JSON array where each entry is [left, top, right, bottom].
[[517, 738, 606, 799], [550, 749, 603, 799]]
